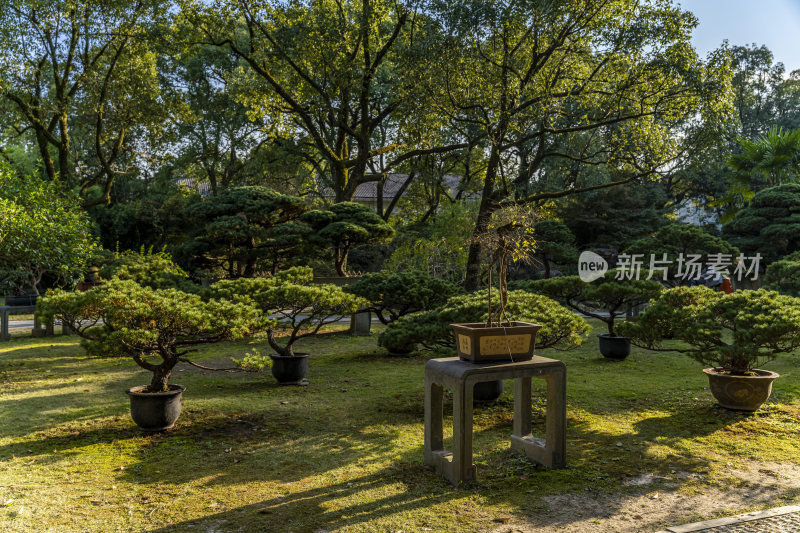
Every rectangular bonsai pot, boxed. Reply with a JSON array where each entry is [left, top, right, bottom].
[[450, 321, 542, 363]]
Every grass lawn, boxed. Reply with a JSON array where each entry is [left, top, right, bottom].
[[2, 320, 800, 532]]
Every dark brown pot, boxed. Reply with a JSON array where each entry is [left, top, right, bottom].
[[703, 368, 779, 411], [598, 334, 631, 360], [126, 384, 185, 431], [450, 322, 542, 363], [269, 353, 309, 384]]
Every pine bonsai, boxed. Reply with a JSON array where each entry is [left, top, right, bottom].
[[99, 249, 199, 292], [379, 290, 589, 353], [617, 287, 800, 374], [301, 202, 394, 276], [211, 274, 366, 357], [180, 186, 308, 277], [528, 273, 663, 336], [345, 270, 462, 324], [37, 280, 269, 392]]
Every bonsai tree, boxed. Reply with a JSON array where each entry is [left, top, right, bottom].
[[248, 283, 365, 357], [0, 162, 96, 295], [723, 184, 800, 263], [765, 251, 800, 296], [99, 249, 199, 292], [37, 280, 269, 392], [345, 270, 462, 324], [379, 290, 589, 353], [617, 287, 800, 374], [180, 186, 308, 278], [527, 273, 663, 336], [625, 223, 738, 286], [472, 205, 537, 326], [204, 266, 314, 300], [302, 202, 394, 276]]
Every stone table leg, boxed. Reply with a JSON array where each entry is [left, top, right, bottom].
[[424, 377, 444, 466], [510, 369, 567, 468], [451, 380, 476, 485], [512, 376, 532, 438], [544, 370, 567, 467]]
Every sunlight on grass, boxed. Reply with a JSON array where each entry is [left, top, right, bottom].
[[2, 320, 800, 531]]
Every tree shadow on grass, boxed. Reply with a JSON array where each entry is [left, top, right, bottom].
[[141, 459, 464, 533]]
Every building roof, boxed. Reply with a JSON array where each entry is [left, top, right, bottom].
[[323, 173, 475, 202]]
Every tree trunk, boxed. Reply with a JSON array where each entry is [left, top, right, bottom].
[[149, 365, 172, 392], [464, 146, 502, 290], [335, 246, 348, 277]]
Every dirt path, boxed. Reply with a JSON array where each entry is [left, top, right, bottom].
[[489, 461, 799, 532]]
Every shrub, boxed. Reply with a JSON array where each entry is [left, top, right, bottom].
[[378, 290, 589, 353], [527, 272, 663, 335], [345, 270, 462, 324], [617, 287, 800, 374], [0, 162, 97, 294], [205, 266, 314, 301], [38, 280, 269, 391], [99, 249, 198, 292], [764, 251, 800, 296]]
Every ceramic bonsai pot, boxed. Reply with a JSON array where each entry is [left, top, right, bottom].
[[450, 321, 541, 363], [269, 353, 309, 384], [126, 384, 185, 431], [597, 334, 631, 360], [703, 368, 779, 411]]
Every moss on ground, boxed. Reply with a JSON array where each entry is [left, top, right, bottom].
[[1, 320, 800, 531]]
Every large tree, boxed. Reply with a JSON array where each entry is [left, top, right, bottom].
[[0, 0, 167, 207], [188, 0, 459, 202], [423, 0, 731, 289]]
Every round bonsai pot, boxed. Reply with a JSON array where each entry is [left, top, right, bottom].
[[473, 379, 504, 404], [126, 384, 185, 432], [703, 368, 779, 411], [4, 294, 38, 306], [598, 334, 631, 360], [270, 353, 309, 384]]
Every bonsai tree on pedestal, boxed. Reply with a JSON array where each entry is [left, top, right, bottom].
[[301, 202, 394, 276], [618, 287, 800, 410], [345, 270, 462, 325], [380, 290, 589, 353], [37, 280, 268, 430], [451, 206, 542, 363], [215, 277, 365, 383], [528, 272, 663, 360], [380, 289, 589, 402]]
